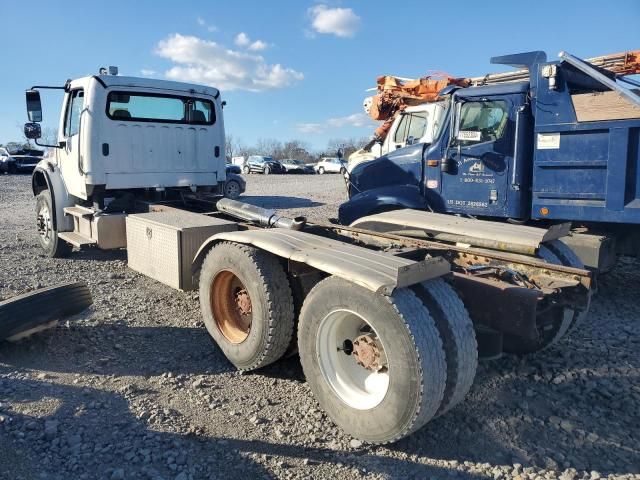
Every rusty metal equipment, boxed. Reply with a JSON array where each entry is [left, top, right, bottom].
[[211, 201, 592, 354]]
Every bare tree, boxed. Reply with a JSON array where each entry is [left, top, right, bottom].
[[324, 137, 368, 160], [280, 140, 313, 161], [225, 134, 246, 161], [255, 138, 283, 159]]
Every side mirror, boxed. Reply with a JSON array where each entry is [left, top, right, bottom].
[[24, 122, 42, 140], [26, 90, 43, 122], [406, 136, 415, 146]]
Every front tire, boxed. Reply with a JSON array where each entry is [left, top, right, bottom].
[[223, 180, 241, 199], [242, 165, 250, 174], [264, 166, 271, 175], [35, 190, 71, 258], [318, 167, 325, 175], [199, 242, 295, 371], [298, 276, 446, 443]]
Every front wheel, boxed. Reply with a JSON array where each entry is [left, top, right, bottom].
[[35, 190, 71, 258], [263, 166, 271, 175], [339, 167, 346, 175], [298, 276, 447, 443], [242, 165, 250, 174], [318, 167, 325, 175], [223, 180, 241, 199]]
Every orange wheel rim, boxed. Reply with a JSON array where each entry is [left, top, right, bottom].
[[210, 270, 252, 343]]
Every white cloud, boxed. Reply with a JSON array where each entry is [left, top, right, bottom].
[[248, 40, 268, 51], [140, 69, 157, 76], [297, 123, 324, 134], [235, 33, 269, 51], [296, 113, 372, 134], [155, 34, 303, 92], [197, 17, 217, 32], [234, 32, 250, 47], [308, 5, 361, 38]]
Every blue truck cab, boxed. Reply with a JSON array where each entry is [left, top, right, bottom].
[[340, 51, 640, 237]]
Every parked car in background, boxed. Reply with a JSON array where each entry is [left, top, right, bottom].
[[242, 155, 285, 174], [281, 159, 315, 174], [0, 146, 44, 174], [315, 157, 346, 174]]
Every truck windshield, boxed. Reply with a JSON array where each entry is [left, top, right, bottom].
[[106, 92, 215, 125]]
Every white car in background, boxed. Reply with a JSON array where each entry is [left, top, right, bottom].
[[315, 157, 346, 174]]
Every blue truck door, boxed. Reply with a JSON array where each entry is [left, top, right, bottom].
[[436, 94, 530, 218]]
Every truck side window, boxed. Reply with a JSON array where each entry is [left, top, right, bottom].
[[393, 114, 410, 144], [64, 90, 85, 138], [407, 112, 428, 142], [455, 100, 508, 146]]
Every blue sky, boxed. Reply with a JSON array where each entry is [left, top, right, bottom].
[[1, 0, 639, 150]]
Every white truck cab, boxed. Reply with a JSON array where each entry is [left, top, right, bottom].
[[348, 102, 446, 169], [24, 69, 226, 257]]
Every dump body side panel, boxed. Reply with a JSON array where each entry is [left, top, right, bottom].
[[531, 62, 640, 223]]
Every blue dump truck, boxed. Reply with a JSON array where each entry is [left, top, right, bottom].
[[339, 50, 640, 270]]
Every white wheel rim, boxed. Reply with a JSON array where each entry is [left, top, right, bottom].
[[37, 203, 52, 245], [316, 309, 390, 410]]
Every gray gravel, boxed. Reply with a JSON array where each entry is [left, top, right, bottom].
[[0, 172, 639, 480]]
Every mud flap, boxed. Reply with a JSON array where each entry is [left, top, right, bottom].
[[451, 273, 541, 341]]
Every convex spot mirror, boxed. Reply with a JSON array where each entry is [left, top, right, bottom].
[[26, 90, 42, 122], [24, 122, 42, 140]]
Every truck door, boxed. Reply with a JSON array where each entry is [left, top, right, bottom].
[[57, 89, 87, 199], [437, 94, 529, 218]]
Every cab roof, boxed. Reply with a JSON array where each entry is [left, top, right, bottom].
[[74, 75, 220, 98]]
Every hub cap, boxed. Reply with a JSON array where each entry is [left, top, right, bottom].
[[210, 271, 252, 343], [316, 310, 390, 410], [225, 181, 239, 198], [37, 203, 52, 245]]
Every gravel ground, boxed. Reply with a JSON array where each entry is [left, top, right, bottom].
[[0, 172, 638, 480]]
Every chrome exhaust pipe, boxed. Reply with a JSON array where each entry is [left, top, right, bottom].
[[216, 198, 306, 230]]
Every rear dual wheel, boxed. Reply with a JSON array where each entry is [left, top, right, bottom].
[[298, 276, 477, 443], [199, 242, 295, 371]]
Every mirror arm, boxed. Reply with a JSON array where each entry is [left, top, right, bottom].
[[29, 85, 66, 90], [34, 139, 63, 149]]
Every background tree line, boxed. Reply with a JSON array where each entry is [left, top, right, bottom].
[[225, 135, 369, 163]]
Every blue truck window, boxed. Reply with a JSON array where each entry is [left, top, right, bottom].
[[456, 100, 508, 146]]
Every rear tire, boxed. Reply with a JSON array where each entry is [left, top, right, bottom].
[[412, 279, 477, 416], [503, 240, 591, 354], [35, 190, 71, 258], [297, 276, 446, 443], [199, 242, 295, 371]]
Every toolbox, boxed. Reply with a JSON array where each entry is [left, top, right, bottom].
[[126, 210, 237, 290]]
